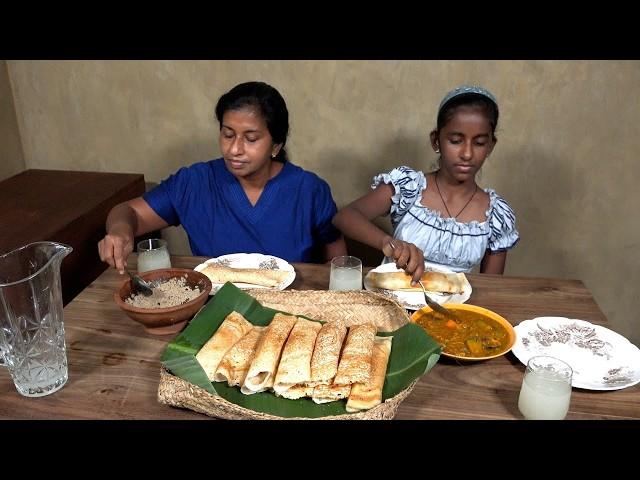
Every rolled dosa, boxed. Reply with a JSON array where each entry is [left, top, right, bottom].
[[333, 323, 377, 386], [279, 383, 315, 400], [240, 369, 275, 395], [214, 326, 266, 386], [311, 383, 352, 404], [273, 318, 322, 396], [368, 270, 466, 294], [201, 264, 291, 287], [309, 319, 348, 386], [346, 336, 393, 412], [196, 311, 253, 381], [242, 313, 298, 393]]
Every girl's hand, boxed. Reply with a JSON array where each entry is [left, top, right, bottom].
[[381, 237, 425, 285]]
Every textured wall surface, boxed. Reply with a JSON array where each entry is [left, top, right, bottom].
[[6, 60, 640, 345], [0, 60, 24, 181]]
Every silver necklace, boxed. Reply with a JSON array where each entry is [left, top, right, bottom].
[[434, 172, 478, 219]]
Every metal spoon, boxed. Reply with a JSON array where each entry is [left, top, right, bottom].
[[418, 280, 459, 322], [387, 240, 458, 321], [126, 270, 154, 297]]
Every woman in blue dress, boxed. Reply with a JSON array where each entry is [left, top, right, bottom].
[[333, 85, 519, 284], [99, 81, 346, 273]]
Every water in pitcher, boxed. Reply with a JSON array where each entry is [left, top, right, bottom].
[[0, 241, 72, 397], [4, 312, 69, 396]]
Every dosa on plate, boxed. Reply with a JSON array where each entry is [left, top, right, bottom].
[[368, 270, 466, 294], [201, 264, 291, 287]]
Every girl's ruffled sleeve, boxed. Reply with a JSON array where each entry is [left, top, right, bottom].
[[371, 166, 425, 224], [488, 196, 520, 252]]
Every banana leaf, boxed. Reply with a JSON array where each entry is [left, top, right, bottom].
[[161, 282, 441, 418]]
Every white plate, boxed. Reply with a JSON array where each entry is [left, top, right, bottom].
[[194, 253, 296, 294], [363, 262, 472, 310], [512, 317, 640, 391]]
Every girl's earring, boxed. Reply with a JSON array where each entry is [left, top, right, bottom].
[[435, 149, 440, 154]]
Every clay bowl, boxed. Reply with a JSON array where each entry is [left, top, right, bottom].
[[114, 268, 212, 335]]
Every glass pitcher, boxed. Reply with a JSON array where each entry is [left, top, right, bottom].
[[0, 241, 72, 397]]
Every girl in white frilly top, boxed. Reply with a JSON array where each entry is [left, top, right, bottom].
[[333, 85, 519, 284]]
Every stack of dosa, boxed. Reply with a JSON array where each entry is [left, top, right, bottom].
[[368, 270, 466, 294], [195, 312, 394, 412], [200, 264, 291, 287]]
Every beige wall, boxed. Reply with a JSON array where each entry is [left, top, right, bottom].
[[0, 60, 25, 181], [5, 60, 639, 345]]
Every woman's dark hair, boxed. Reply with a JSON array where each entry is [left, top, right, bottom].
[[436, 93, 499, 142], [215, 81, 290, 163]]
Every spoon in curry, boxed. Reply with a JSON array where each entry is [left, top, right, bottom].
[[417, 280, 459, 322], [126, 270, 154, 297]]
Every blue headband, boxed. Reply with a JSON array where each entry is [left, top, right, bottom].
[[438, 85, 498, 113]]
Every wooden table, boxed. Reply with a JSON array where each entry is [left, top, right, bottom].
[[0, 169, 145, 305], [1, 255, 637, 419]]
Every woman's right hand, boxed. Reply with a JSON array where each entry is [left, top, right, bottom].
[[98, 225, 135, 274], [381, 236, 425, 285]]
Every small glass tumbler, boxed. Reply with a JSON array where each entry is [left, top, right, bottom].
[[328, 255, 362, 291], [137, 238, 171, 273], [518, 355, 573, 420]]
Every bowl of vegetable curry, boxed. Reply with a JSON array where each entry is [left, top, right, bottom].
[[411, 304, 516, 361]]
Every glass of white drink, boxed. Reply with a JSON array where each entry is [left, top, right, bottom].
[[329, 255, 362, 291], [137, 238, 172, 273], [518, 355, 573, 420]]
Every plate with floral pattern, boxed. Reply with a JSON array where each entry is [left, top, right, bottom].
[[512, 317, 640, 390], [194, 253, 296, 294]]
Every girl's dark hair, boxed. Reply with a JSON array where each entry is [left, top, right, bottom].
[[215, 81, 290, 163], [436, 93, 499, 142]]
